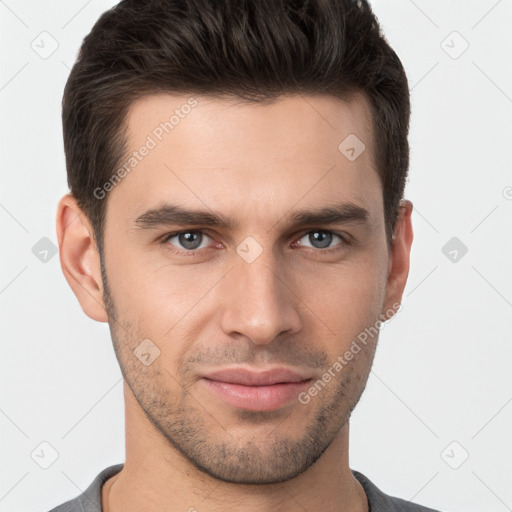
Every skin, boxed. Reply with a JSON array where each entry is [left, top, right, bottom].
[[56, 91, 413, 512]]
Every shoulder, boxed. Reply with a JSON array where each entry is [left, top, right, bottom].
[[48, 464, 124, 512], [352, 470, 442, 512]]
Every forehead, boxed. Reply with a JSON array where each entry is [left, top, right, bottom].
[[106, 92, 382, 232], [125, 91, 375, 157]]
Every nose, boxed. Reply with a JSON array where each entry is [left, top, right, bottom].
[[219, 248, 303, 345]]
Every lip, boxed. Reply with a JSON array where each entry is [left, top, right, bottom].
[[201, 367, 311, 386], [200, 367, 313, 412]]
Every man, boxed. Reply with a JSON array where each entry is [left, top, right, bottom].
[[51, 0, 441, 510]]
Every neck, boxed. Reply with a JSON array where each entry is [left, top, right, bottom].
[[103, 382, 368, 512]]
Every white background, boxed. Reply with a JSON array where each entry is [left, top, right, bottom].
[[1, 1, 511, 511]]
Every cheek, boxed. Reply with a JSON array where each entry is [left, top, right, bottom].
[[106, 256, 224, 353], [296, 254, 386, 343], [106, 240, 208, 317]]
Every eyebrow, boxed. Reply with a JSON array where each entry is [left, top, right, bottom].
[[132, 201, 370, 232]]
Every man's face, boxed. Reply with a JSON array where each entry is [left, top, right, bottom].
[[98, 92, 398, 484]]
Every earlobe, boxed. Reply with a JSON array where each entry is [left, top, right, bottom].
[[56, 194, 109, 322], [381, 199, 414, 321]]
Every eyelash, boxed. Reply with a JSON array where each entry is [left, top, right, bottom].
[[160, 229, 350, 257]]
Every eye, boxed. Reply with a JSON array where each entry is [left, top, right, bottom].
[[160, 229, 349, 258], [295, 230, 347, 250], [163, 230, 212, 253]]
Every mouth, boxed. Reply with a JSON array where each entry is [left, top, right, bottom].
[[200, 367, 314, 412]]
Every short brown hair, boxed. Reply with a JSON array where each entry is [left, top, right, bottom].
[[62, 0, 410, 254]]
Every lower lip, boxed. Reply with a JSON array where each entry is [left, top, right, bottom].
[[201, 378, 312, 412]]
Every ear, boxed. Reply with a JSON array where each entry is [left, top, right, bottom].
[[381, 199, 414, 321], [56, 194, 108, 322]]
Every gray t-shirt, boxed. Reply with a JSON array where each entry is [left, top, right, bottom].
[[48, 464, 441, 511]]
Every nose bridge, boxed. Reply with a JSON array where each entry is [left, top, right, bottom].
[[219, 243, 302, 345]]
